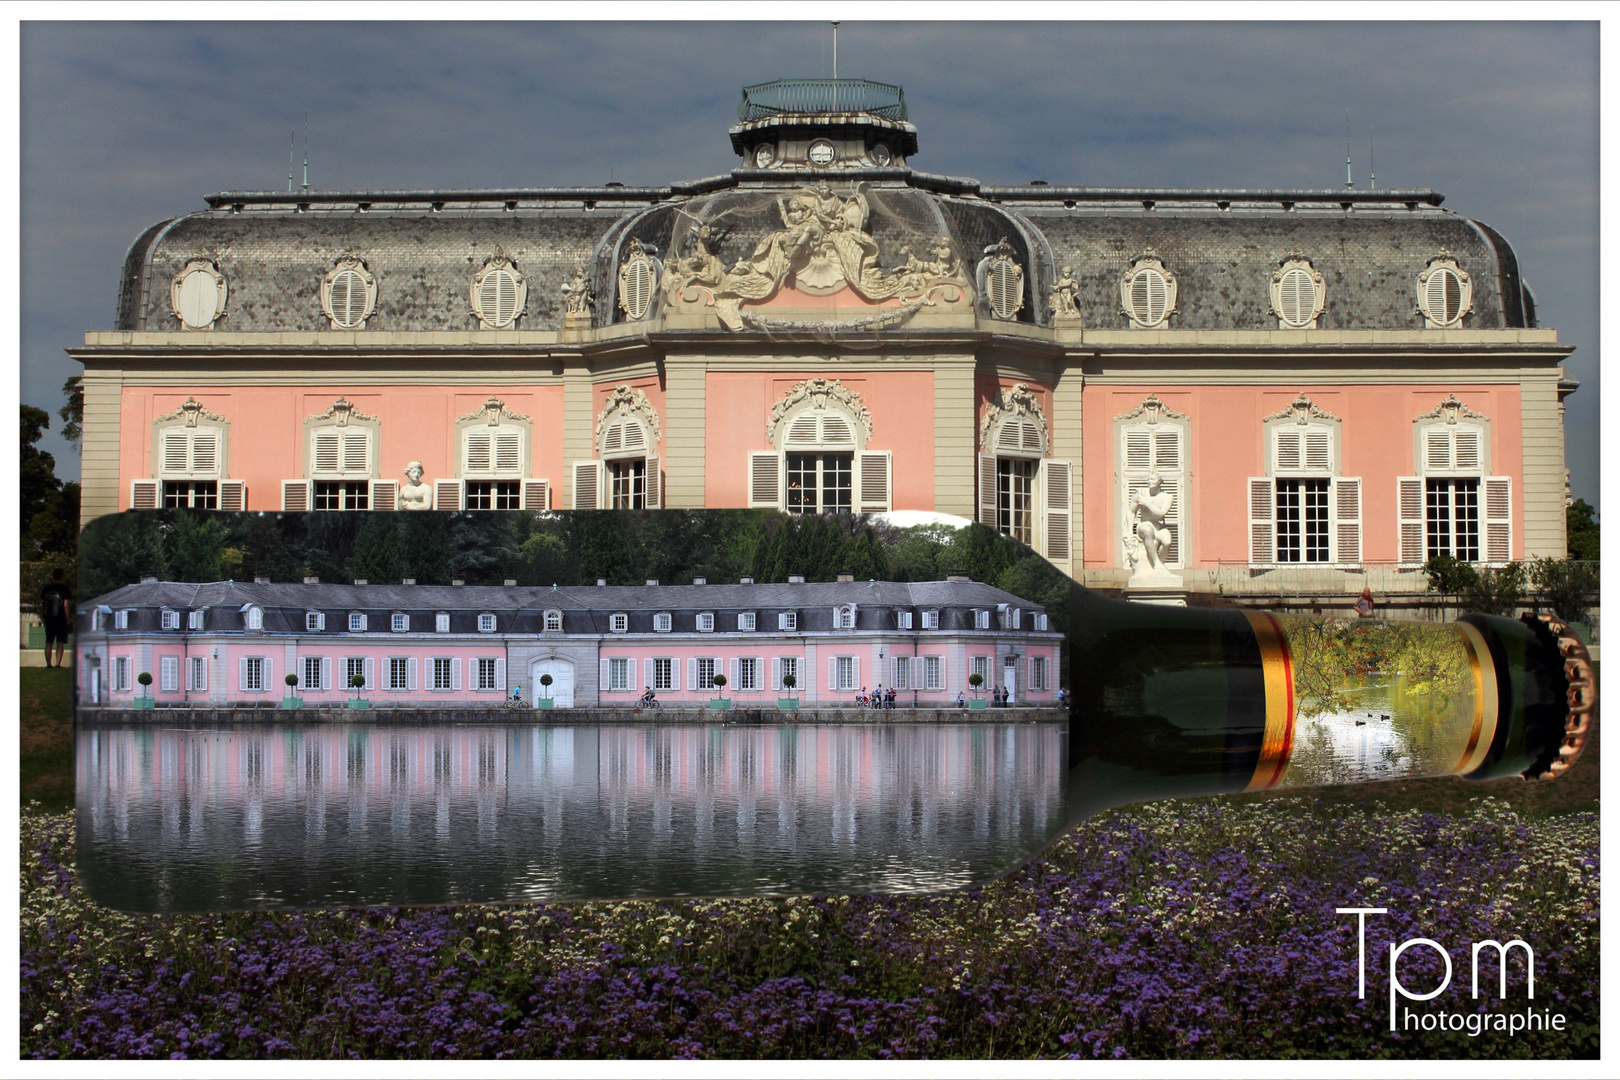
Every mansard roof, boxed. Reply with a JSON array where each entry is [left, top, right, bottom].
[[113, 172, 1534, 334]]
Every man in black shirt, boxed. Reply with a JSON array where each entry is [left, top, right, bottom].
[[39, 568, 72, 669]]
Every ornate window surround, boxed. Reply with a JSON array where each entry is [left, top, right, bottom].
[[469, 253, 527, 330], [1114, 394, 1191, 571], [1261, 392, 1342, 478], [979, 383, 1049, 458], [1398, 394, 1510, 566], [320, 255, 378, 330], [975, 237, 1026, 322], [1120, 252, 1178, 330], [750, 378, 890, 514], [1416, 251, 1474, 329], [596, 384, 662, 460], [1249, 392, 1362, 567], [766, 377, 872, 451], [616, 239, 663, 322], [302, 396, 380, 480], [151, 397, 230, 481], [170, 256, 229, 330], [1269, 252, 1327, 329], [454, 396, 532, 479]]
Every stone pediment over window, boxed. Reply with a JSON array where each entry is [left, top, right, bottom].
[[154, 397, 229, 429], [979, 383, 1049, 456], [1415, 393, 1485, 426], [595, 384, 661, 453], [1265, 392, 1340, 426], [1112, 394, 1189, 426], [307, 396, 378, 428], [456, 396, 532, 428], [766, 378, 873, 447]]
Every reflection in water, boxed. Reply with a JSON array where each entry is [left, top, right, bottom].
[[77, 723, 1066, 912], [1279, 675, 1473, 788]]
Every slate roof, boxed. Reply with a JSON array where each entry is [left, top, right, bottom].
[[112, 173, 1534, 334], [81, 579, 1056, 637]]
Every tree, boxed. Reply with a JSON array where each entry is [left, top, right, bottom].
[[349, 514, 407, 585], [77, 512, 166, 598], [520, 527, 571, 586], [24, 481, 79, 561], [448, 512, 522, 582], [1460, 562, 1527, 617], [1567, 499, 1600, 562], [59, 375, 83, 447], [21, 405, 61, 540], [225, 513, 303, 583], [1422, 555, 1478, 595], [169, 511, 229, 581], [1529, 556, 1599, 627]]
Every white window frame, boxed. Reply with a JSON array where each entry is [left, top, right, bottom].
[[737, 656, 761, 692], [436, 612, 451, 633], [388, 656, 410, 692], [778, 611, 797, 631], [836, 605, 856, 630], [114, 609, 129, 630], [777, 655, 799, 691], [349, 612, 367, 632], [431, 656, 453, 691], [242, 656, 267, 692], [113, 656, 131, 692], [245, 606, 263, 631], [974, 610, 990, 630], [922, 610, 939, 630], [608, 657, 630, 692], [610, 613, 629, 634], [477, 613, 496, 633], [476, 657, 499, 691], [303, 655, 325, 691], [696, 657, 718, 691], [697, 612, 715, 633], [544, 610, 563, 632], [306, 611, 325, 631], [187, 655, 208, 692], [897, 610, 913, 629], [392, 613, 409, 633], [1033, 613, 1049, 632], [651, 657, 674, 691], [1250, 408, 1360, 568], [189, 610, 205, 630], [924, 655, 943, 691], [737, 612, 756, 632], [161, 609, 179, 630], [654, 612, 672, 633], [971, 655, 992, 688], [834, 655, 857, 691], [160, 655, 179, 693], [346, 656, 368, 691], [1030, 655, 1050, 691], [1118, 413, 1189, 571]]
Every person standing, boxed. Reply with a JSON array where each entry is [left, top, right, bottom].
[[39, 568, 73, 669]]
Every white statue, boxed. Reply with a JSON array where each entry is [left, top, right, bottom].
[[399, 461, 432, 511], [1129, 471, 1176, 575], [1051, 265, 1081, 319]]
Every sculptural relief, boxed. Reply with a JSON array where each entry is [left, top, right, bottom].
[[1124, 471, 1182, 587], [1050, 265, 1081, 322]]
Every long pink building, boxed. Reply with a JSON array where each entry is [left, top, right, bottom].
[[76, 577, 1062, 709]]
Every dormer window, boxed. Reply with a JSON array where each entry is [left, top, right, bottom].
[[654, 612, 672, 633], [245, 606, 263, 631], [974, 610, 990, 630], [478, 613, 496, 633], [610, 613, 628, 633], [922, 610, 939, 630], [737, 612, 756, 631], [114, 609, 129, 630], [544, 610, 563, 632], [1033, 613, 1049, 631], [778, 611, 797, 631], [835, 605, 856, 629], [189, 610, 205, 630], [349, 612, 367, 632], [391, 613, 409, 632], [306, 611, 325, 631], [697, 613, 714, 633], [436, 612, 451, 633], [897, 611, 913, 629]]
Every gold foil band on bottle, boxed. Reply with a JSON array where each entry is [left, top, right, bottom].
[[1243, 611, 1296, 791], [1452, 620, 1500, 776]]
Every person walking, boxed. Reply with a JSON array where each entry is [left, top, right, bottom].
[[39, 568, 73, 669]]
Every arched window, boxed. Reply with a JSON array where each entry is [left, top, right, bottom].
[[574, 385, 662, 510], [1398, 396, 1509, 565], [978, 384, 1069, 570], [1249, 394, 1360, 566], [749, 378, 890, 515]]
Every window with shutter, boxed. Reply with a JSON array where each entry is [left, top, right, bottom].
[[1333, 477, 1363, 565], [1271, 258, 1324, 329], [473, 265, 525, 329], [1417, 258, 1472, 328], [573, 460, 602, 510], [1121, 420, 1188, 569], [327, 269, 371, 329], [749, 452, 781, 508], [1397, 477, 1425, 565], [856, 451, 891, 513], [173, 265, 227, 329], [1249, 477, 1275, 565]]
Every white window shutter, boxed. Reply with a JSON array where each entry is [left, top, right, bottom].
[[828, 655, 837, 691], [852, 656, 860, 689], [313, 431, 340, 474], [1454, 428, 1482, 473], [1484, 477, 1512, 563], [407, 658, 418, 692], [281, 479, 310, 512], [1042, 460, 1072, 568], [371, 480, 398, 512], [452, 658, 462, 691], [1275, 430, 1302, 472], [521, 479, 549, 510], [772, 656, 781, 691], [342, 431, 369, 475], [190, 431, 218, 474], [600, 659, 611, 695], [978, 454, 998, 527], [1123, 429, 1152, 470], [1397, 477, 1425, 565], [219, 480, 246, 511], [1153, 428, 1181, 470], [131, 479, 160, 510], [856, 451, 892, 513], [1305, 429, 1331, 472], [688, 657, 697, 692], [1426, 429, 1452, 472], [1248, 477, 1274, 565], [264, 659, 273, 690], [495, 658, 506, 692], [645, 455, 662, 509], [748, 452, 781, 508], [364, 657, 374, 691], [1333, 477, 1362, 565], [573, 460, 602, 510], [434, 479, 462, 512], [162, 430, 189, 474], [239, 657, 248, 691], [464, 431, 491, 473], [494, 430, 522, 472], [322, 657, 332, 692], [627, 658, 637, 691], [730, 657, 739, 691]]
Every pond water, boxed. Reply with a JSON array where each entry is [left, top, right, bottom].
[[76, 722, 1068, 912], [1278, 674, 1477, 788]]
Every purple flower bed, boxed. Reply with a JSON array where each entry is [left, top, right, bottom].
[[21, 798, 1597, 1059]]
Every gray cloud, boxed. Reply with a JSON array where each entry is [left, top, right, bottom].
[[21, 20, 1599, 503]]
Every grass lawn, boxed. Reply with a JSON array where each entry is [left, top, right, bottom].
[[20, 665, 74, 814]]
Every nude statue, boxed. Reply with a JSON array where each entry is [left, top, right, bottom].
[[1051, 265, 1081, 318], [399, 461, 432, 511], [1131, 471, 1175, 571]]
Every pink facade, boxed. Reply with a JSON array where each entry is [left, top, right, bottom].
[[1083, 383, 1525, 570]]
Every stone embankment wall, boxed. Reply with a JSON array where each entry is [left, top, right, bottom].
[[79, 706, 1064, 726]]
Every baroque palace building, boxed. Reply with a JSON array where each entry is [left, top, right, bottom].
[[73, 79, 1575, 595]]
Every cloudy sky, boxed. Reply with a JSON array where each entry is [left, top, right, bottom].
[[18, 18, 1601, 503]]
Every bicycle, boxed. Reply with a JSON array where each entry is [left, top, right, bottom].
[[637, 691, 661, 709]]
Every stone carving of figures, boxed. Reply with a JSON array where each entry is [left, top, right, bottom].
[[668, 224, 725, 299], [399, 461, 432, 511], [562, 265, 592, 314], [1051, 265, 1081, 318], [1130, 471, 1175, 572]]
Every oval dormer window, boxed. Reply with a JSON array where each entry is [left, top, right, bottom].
[[1121, 255, 1177, 329], [322, 256, 377, 330], [1417, 256, 1472, 329], [171, 258, 228, 330], [471, 258, 525, 330]]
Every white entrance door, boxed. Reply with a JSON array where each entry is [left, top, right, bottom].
[[1003, 659, 1018, 705], [89, 661, 102, 705], [532, 658, 575, 707]]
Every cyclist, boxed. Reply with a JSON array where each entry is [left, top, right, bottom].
[[638, 687, 659, 708]]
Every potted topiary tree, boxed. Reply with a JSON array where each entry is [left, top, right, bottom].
[[134, 670, 154, 709], [968, 671, 988, 710], [536, 672, 554, 709], [778, 671, 799, 710], [710, 672, 731, 710], [347, 671, 370, 709], [282, 671, 302, 709]]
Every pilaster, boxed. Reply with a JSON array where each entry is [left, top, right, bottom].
[[1050, 361, 1085, 573], [79, 368, 126, 526], [663, 355, 708, 508], [560, 356, 594, 508], [932, 355, 977, 518], [1520, 370, 1567, 558]]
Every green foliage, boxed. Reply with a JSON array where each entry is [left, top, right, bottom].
[[350, 515, 407, 586], [169, 512, 228, 582], [711, 673, 728, 691], [781, 673, 797, 690], [1422, 555, 1478, 595], [285, 672, 299, 687], [449, 513, 523, 582], [77, 512, 167, 597], [1566, 499, 1599, 561], [1529, 556, 1599, 626], [24, 482, 79, 562], [21, 405, 62, 541], [520, 529, 571, 586], [58, 375, 83, 447], [350, 673, 366, 690], [222, 514, 304, 584], [136, 671, 152, 687], [1459, 562, 1527, 617], [400, 513, 452, 585], [1282, 615, 1471, 715]]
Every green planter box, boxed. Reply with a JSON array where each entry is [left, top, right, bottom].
[[709, 698, 732, 710], [131, 697, 155, 710], [345, 698, 372, 710], [535, 698, 555, 710], [968, 697, 990, 710], [281, 696, 303, 710], [777, 697, 800, 710]]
